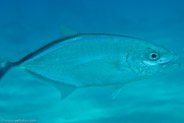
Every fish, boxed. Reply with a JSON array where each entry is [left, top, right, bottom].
[[0, 26, 181, 99]]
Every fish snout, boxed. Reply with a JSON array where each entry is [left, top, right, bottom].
[[171, 54, 183, 69]]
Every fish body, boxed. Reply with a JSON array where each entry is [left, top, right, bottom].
[[22, 34, 140, 87], [0, 27, 181, 99]]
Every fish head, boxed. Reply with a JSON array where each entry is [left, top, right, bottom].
[[127, 41, 182, 77]]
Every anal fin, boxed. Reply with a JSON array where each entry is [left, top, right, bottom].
[[25, 69, 76, 99]]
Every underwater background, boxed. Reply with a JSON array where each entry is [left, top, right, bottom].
[[0, 0, 184, 123]]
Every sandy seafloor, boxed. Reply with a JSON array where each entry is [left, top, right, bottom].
[[0, 0, 184, 123]]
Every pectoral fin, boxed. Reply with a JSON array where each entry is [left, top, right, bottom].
[[26, 69, 76, 99], [112, 84, 124, 99]]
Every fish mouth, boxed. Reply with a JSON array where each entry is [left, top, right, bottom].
[[161, 54, 182, 71]]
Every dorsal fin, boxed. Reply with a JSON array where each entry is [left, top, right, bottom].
[[59, 25, 80, 39], [17, 25, 80, 65]]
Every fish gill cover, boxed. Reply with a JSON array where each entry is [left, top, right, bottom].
[[0, 0, 184, 123]]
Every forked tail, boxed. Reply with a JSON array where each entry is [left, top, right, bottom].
[[0, 60, 17, 79]]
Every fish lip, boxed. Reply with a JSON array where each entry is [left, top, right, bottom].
[[161, 53, 182, 69], [161, 57, 182, 70], [162, 61, 181, 66]]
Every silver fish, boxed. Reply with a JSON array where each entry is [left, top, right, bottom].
[[0, 27, 181, 99]]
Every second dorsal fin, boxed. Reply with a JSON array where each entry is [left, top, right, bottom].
[[59, 24, 80, 39]]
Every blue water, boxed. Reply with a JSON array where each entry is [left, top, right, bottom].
[[0, 0, 184, 123]]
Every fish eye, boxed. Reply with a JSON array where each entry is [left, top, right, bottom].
[[149, 52, 160, 61]]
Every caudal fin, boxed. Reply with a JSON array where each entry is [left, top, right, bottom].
[[0, 60, 15, 79]]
